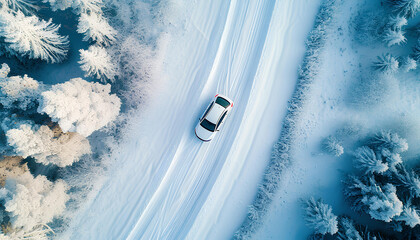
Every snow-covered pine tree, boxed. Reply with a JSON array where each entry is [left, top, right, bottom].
[[6, 124, 91, 167], [388, 15, 408, 30], [337, 217, 362, 240], [373, 54, 399, 73], [344, 175, 403, 222], [0, 0, 38, 13], [72, 0, 103, 14], [323, 136, 344, 157], [79, 45, 117, 82], [304, 197, 338, 235], [0, 172, 69, 231], [354, 146, 389, 175], [380, 148, 402, 171], [37, 78, 121, 137], [388, 0, 420, 18], [400, 56, 417, 72], [371, 130, 408, 154], [395, 165, 420, 198], [77, 12, 117, 46], [383, 28, 406, 47], [0, 63, 42, 110], [0, 10, 69, 63], [395, 205, 420, 227]]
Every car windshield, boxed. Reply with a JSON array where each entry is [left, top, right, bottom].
[[200, 119, 216, 132], [215, 97, 230, 108]]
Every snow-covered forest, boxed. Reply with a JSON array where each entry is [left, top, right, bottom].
[[3, 0, 420, 239], [0, 0, 169, 238], [254, 0, 420, 239]]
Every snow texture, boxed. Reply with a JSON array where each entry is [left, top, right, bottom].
[[0, 172, 69, 231], [79, 45, 116, 82], [6, 124, 91, 167], [37, 78, 121, 137], [0, 9, 69, 63]]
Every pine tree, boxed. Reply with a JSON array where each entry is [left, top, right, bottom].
[[395, 205, 420, 227], [354, 146, 389, 175], [372, 54, 399, 73], [388, 15, 408, 30], [304, 197, 338, 235], [371, 130, 408, 154], [388, 0, 420, 18], [0, 63, 42, 110], [79, 45, 117, 82], [344, 176, 403, 222], [383, 28, 406, 47], [0, 0, 38, 13], [395, 165, 420, 198], [380, 148, 402, 171], [337, 217, 362, 240], [77, 12, 117, 46], [37, 78, 121, 137], [323, 136, 344, 157], [0, 10, 69, 63]]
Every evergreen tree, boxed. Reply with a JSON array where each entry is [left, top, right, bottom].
[[337, 217, 362, 240], [79, 45, 117, 82], [388, 15, 408, 30], [323, 136, 344, 157], [0, 0, 38, 13], [395, 165, 420, 198], [372, 54, 399, 73], [395, 205, 420, 227], [344, 176, 403, 222], [371, 130, 408, 154], [354, 146, 389, 175], [304, 197, 338, 235], [77, 12, 117, 46], [383, 28, 406, 47], [388, 0, 420, 18], [0, 10, 69, 63]]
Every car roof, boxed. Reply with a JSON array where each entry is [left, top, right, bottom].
[[205, 103, 225, 124]]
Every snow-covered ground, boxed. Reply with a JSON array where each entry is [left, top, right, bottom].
[[63, 0, 322, 239]]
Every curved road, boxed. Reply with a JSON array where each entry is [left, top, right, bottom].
[[65, 0, 321, 239]]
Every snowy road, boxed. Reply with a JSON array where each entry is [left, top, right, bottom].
[[64, 0, 321, 239]]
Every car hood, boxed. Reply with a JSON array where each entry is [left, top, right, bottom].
[[195, 123, 215, 141]]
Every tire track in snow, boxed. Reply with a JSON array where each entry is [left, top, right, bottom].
[[64, 0, 318, 239], [126, 0, 275, 239]]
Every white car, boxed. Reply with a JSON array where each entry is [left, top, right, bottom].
[[195, 94, 233, 141]]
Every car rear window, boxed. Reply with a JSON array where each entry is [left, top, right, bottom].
[[200, 119, 216, 132], [216, 97, 230, 108]]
